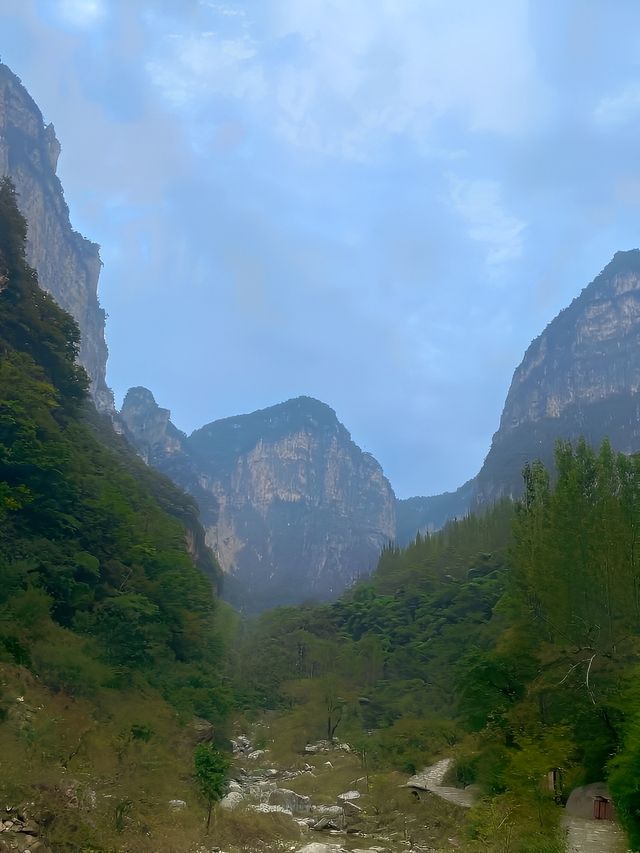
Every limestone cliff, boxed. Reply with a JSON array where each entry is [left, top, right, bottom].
[[399, 250, 640, 539], [121, 391, 396, 610], [0, 63, 112, 410]]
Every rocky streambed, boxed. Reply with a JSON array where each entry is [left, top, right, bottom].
[[211, 733, 467, 853]]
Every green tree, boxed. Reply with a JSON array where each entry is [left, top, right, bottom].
[[194, 744, 229, 831]]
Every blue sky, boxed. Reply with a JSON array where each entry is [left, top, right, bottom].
[[3, 0, 640, 497]]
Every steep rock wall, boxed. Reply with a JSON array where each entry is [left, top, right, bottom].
[[0, 63, 112, 410], [400, 250, 640, 538], [121, 391, 396, 611]]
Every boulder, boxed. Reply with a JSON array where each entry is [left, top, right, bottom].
[[247, 749, 267, 761], [298, 843, 345, 853], [337, 790, 361, 805], [268, 788, 311, 814], [311, 805, 344, 818], [250, 803, 293, 816], [247, 780, 277, 801], [219, 791, 244, 810], [168, 799, 186, 811]]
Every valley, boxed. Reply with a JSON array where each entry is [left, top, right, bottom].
[[2, 22, 640, 853]]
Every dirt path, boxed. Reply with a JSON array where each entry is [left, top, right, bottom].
[[563, 816, 630, 853], [405, 758, 477, 808]]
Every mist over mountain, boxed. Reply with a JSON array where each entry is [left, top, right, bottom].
[[121, 390, 396, 611], [399, 250, 640, 541]]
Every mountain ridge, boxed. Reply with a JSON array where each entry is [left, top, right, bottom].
[[0, 61, 112, 411], [121, 389, 396, 610], [397, 249, 640, 542]]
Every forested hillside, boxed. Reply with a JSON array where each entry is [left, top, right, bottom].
[[241, 439, 640, 851], [0, 178, 232, 851]]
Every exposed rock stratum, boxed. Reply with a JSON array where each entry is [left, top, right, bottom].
[[121, 391, 396, 610], [0, 62, 112, 410]]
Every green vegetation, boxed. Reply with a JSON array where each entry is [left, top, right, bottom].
[[5, 163, 640, 851], [241, 440, 640, 850], [194, 743, 229, 830], [0, 178, 231, 850]]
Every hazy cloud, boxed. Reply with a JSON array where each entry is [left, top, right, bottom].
[[449, 176, 526, 267], [146, 0, 546, 157], [594, 83, 640, 126], [4, 1, 640, 496], [57, 0, 106, 27]]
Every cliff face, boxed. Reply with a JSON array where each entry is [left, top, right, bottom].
[[399, 250, 640, 538], [121, 391, 396, 611], [475, 250, 640, 502], [0, 63, 112, 410]]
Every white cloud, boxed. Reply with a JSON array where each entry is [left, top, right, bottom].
[[449, 176, 526, 267], [147, 32, 264, 108], [594, 83, 640, 126], [146, 0, 545, 157], [58, 0, 106, 27]]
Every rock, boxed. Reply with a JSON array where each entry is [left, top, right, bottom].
[[191, 717, 214, 744], [247, 781, 277, 801], [123, 396, 397, 611], [399, 250, 640, 537], [337, 790, 361, 805], [219, 791, 244, 810], [268, 788, 311, 814], [324, 761, 333, 769], [168, 799, 186, 811], [265, 768, 279, 778], [305, 740, 331, 754], [298, 843, 345, 853], [312, 813, 345, 831], [247, 749, 267, 760], [250, 803, 293, 816], [311, 805, 344, 818], [0, 64, 112, 410], [227, 781, 242, 792]]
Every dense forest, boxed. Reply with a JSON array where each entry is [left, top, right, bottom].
[[0, 178, 234, 850], [240, 440, 640, 850]]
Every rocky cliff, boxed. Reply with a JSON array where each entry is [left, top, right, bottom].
[[398, 250, 640, 541], [121, 391, 396, 610], [0, 62, 112, 410]]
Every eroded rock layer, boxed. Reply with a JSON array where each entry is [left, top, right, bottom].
[[0, 62, 112, 409], [121, 391, 396, 610], [399, 250, 640, 540]]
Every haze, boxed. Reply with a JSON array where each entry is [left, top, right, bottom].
[[3, 0, 640, 496]]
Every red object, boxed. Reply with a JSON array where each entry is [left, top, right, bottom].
[[593, 796, 613, 820]]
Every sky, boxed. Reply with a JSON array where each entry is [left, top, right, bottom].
[[3, 1, 640, 497]]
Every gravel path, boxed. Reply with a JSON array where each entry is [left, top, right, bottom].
[[563, 816, 630, 853], [405, 758, 477, 808]]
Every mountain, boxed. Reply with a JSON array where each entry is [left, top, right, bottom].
[[0, 178, 230, 850], [399, 250, 640, 541], [121, 389, 396, 611], [395, 479, 476, 545], [0, 62, 112, 411]]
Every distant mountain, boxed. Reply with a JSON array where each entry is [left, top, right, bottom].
[[121, 391, 396, 611], [395, 480, 476, 546], [399, 250, 640, 540], [0, 62, 112, 410]]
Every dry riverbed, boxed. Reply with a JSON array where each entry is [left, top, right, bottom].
[[197, 726, 470, 853]]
